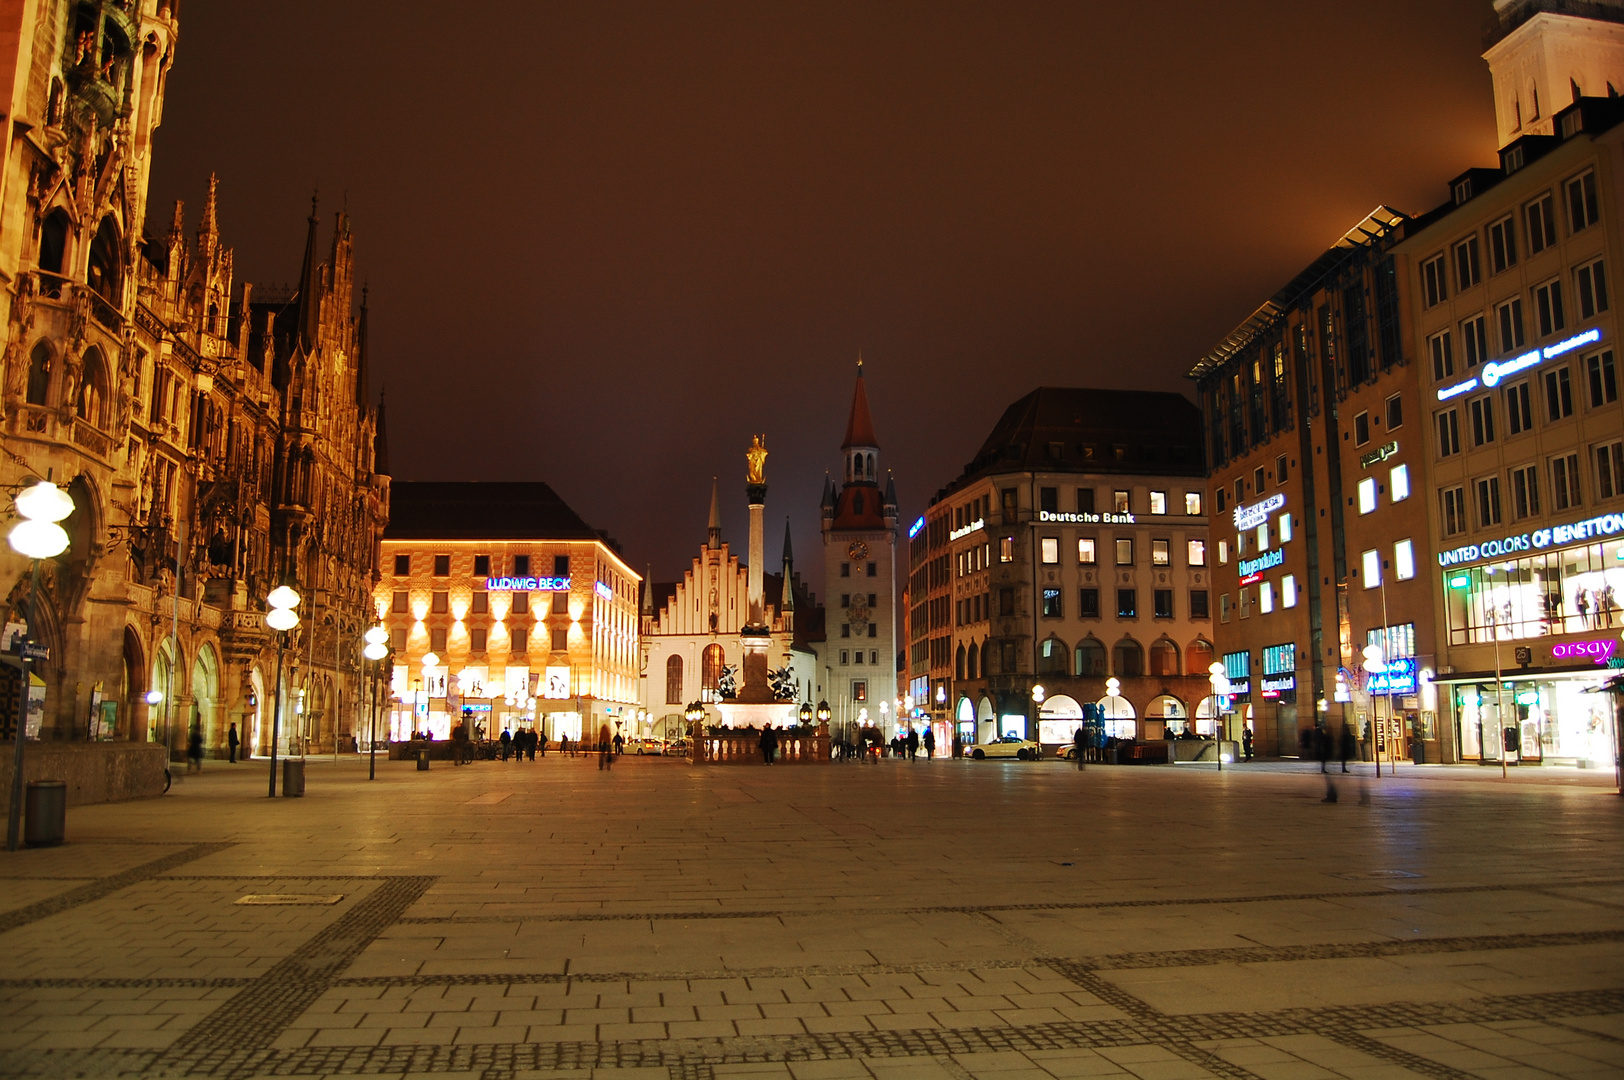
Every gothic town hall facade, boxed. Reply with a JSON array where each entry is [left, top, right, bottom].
[[0, 1, 388, 762]]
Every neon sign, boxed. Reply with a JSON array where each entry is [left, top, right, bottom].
[[909, 517, 925, 539], [1260, 675, 1295, 698], [1232, 493, 1285, 530], [1038, 510, 1136, 524], [1437, 509, 1624, 567], [1366, 657, 1418, 696], [594, 581, 613, 600], [1552, 638, 1617, 665], [1359, 440, 1398, 468], [949, 518, 985, 541], [1436, 327, 1602, 400], [1238, 548, 1284, 579], [485, 576, 570, 591]]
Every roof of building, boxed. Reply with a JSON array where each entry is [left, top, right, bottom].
[[842, 364, 880, 449], [383, 481, 602, 541], [937, 387, 1203, 497]]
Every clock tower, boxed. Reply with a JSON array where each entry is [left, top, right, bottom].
[[822, 361, 900, 736]]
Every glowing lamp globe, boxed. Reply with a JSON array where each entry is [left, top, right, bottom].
[[266, 585, 300, 610], [365, 625, 388, 646], [422, 652, 439, 669], [145, 690, 163, 705], [15, 481, 74, 523], [265, 607, 299, 631], [363, 640, 387, 661], [9, 518, 69, 559]]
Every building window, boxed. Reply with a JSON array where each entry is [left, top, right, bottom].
[[1256, 522, 1270, 551], [471, 591, 488, 614], [1079, 588, 1100, 618], [1454, 235, 1481, 290], [1462, 315, 1488, 369], [1259, 582, 1273, 613], [1115, 538, 1133, 565], [1506, 381, 1533, 433], [470, 629, 487, 653], [431, 590, 448, 614], [509, 628, 528, 653], [1001, 489, 1018, 523], [1576, 260, 1609, 320], [1467, 396, 1494, 446], [1545, 366, 1574, 421], [1552, 453, 1582, 510], [1436, 409, 1460, 457], [1274, 455, 1288, 485], [852, 680, 867, 702], [1190, 589, 1209, 618], [1476, 476, 1502, 527], [1253, 465, 1265, 492], [393, 553, 410, 576], [840, 650, 849, 665], [1185, 491, 1202, 515], [1498, 298, 1526, 352], [1280, 514, 1293, 542], [1117, 589, 1137, 618], [1077, 537, 1097, 564], [1394, 539, 1416, 581], [513, 554, 531, 577], [1358, 476, 1377, 515], [473, 554, 490, 577], [1040, 537, 1059, 564], [392, 590, 408, 613], [1217, 539, 1228, 564], [1000, 641, 1017, 673], [1114, 638, 1144, 676], [1187, 539, 1206, 566], [854, 650, 866, 665], [1076, 487, 1095, 513], [1429, 330, 1454, 381], [1154, 589, 1174, 618], [1534, 280, 1566, 337], [1361, 549, 1381, 589], [552, 590, 569, 616], [1042, 588, 1062, 618], [1113, 490, 1130, 513], [430, 627, 447, 652], [512, 591, 529, 615], [1235, 477, 1245, 502], [841, 563, 850, 577], [1219, 593, 1231, 623], [433, 554, 451, 577], [1510, 464, 1540, 519], [1526, 192, 1557, 254], [1149, 490, 1167, 515], [1151, 539, 1170, 566], [867, 562, 877, 577], [391, 628, 406, 651], [550, 626, 566, 651], [1567, 170, 1599, 232], [1385, 395, 1402, 431], [1442, 486, 1467, 536], [999, 536, 1015, 563], [1422, 253, 1448, 307], [1597, 442, 1624, 500], [999, 588, 1015, 617], [665, 655, 683, 704], [1282, 575, 1297, 608], [1489, 215, 1517, 274], [553, 555, 569, 577], [1390, 464, 1410, 502], [1587, 351, 1617, 407], [1039, 487, 1058, 514]]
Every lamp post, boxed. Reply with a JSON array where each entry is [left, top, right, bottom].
[[798, 701, 812, 727], [1362, 643, 1389, 779], [5, 479, 74, 850], [265, 584, 301, 797], [1207, 663, 1230, 772], [363, 625, 388, 780]]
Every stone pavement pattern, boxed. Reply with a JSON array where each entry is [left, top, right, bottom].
[[0, 754, 1621, 1080]]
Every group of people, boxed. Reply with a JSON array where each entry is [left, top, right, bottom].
[[833, 724, 935, 762], [497, 728, 547, 761]]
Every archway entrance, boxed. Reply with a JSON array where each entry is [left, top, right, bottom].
[[1037, 694, 1084, 744], [1097, 694, 1137, 740]]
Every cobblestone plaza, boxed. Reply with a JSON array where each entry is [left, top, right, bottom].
[[1, 757, 1622, 1080]]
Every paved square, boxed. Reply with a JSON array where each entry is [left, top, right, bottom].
[[1, 755, 1621, 1079]]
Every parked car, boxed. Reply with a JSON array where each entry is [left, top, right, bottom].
[[967, 735, 1042, 761]]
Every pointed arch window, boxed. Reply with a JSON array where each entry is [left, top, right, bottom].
[[701, 644, 725, 697], [665, 654, 683, 705], [76, 347, 107, 428], [25, 342, 51, 406], [87, 217, 121, 303], [38, 210, 70, 279]]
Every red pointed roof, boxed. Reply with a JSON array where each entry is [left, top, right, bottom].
[[841, 364, 879, 449]]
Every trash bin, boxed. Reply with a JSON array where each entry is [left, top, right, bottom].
[[24, 780, 66, 847], [416, 749, 430, 771], [1411, 740, 1426, 765], [281, 757, 305, 797]]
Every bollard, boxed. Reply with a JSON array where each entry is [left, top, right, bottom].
[[24, 780, 66, 847], [281, 757, 305, 797], [417, 748, 430, 771]]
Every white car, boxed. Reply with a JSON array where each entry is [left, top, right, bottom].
[[967, 736, 1042, 761]]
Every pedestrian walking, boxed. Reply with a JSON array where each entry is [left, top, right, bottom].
[[923, 727, 935, 760], [598, 724, 614, 770], [1315, 725, 1338, 802], [1073, 725, 1087, 771], [537, 731, 546, 758], [612, 731, 624, 756], [1339, 721, 1357, 773], [906, 728, 919, 761], [500, 728, 512, 761], [760, 723, 779, 764], [187, 727, 204, 774], [1242, 727, 1254, 761], [227, 721, 240, 763]]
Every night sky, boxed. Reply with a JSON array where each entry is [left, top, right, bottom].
[[147, 1, 1498, 593]]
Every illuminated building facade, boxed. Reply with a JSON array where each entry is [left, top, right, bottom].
[[1399, 2, 1624, 766], [917, 388, 1212, 750], [376, 483, 639, 745], [821, 364, 900, 736], [639, 482, 819, 738], [0, 1, 387, 770]]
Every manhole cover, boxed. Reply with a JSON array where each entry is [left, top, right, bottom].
[[235, 894, 345, 905], [1334, 870, 1421, 880]]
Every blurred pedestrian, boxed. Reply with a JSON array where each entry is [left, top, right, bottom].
[[1339, 721, 1357, 773], [906, 728, 919, 761], [923, 726, 935, 760], [187, 727, 204, 774], [500, 728, 512, 761], [598, 724, 614, 770], [612, 731, 624, 756], [227, 722, 239, 763], [1073, 725, 1087, 771], [760, 723, 778, 764], [1242, 727, 1253, 761]]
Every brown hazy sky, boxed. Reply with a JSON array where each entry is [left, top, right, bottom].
[[148, 1, 1499, 590]]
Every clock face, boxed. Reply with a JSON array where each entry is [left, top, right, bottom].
[[848, 541, 869, 560]]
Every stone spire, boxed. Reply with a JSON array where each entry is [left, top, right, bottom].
[[356, 284, 369, 406], [372, 387, 390, 476], [197, 172, 219, 259], [707, 477, 722, 549], [296, 192, 321, 352]]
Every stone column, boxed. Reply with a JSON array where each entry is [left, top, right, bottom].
[[746, 483, 766, 626]]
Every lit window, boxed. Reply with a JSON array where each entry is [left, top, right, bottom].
[[1152, 539, 1170, 565], [1187, 539, 1206, 566], [1362, 548, 1381, 589], [1115, 538, 1134, 565], [999, 536, 1015, 563], [1358, 477, 1377, 514], [1185, 492, 1202, 515], [1150, 491, 1167, 515], [1282, 575, 1297, 608], [1391, 464, 1410, 501], [1280, 514, 1292, 542], [1077, 538, 1096, 564], [1395, 539, 1415, 581], [1217, 540, 1229, 564], [1040, 537, 1059, 564], [1256, 523, 1269, 551], [1259, 581, 1274, 613], [1113, 490, 1130, 513]]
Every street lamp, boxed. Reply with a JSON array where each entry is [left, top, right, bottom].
[[6, 479, 73, 851], [363, 625, 388, 780], [1363, 642, 1388, 778], [1206, 662, 1230, 770], [798, 701, 813, 727], [265, 584, 301, 797]]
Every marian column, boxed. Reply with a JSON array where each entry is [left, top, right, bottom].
[[738, 435, 774, 703]]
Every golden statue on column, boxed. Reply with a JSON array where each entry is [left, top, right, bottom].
[[745, 435, 768, 484]]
